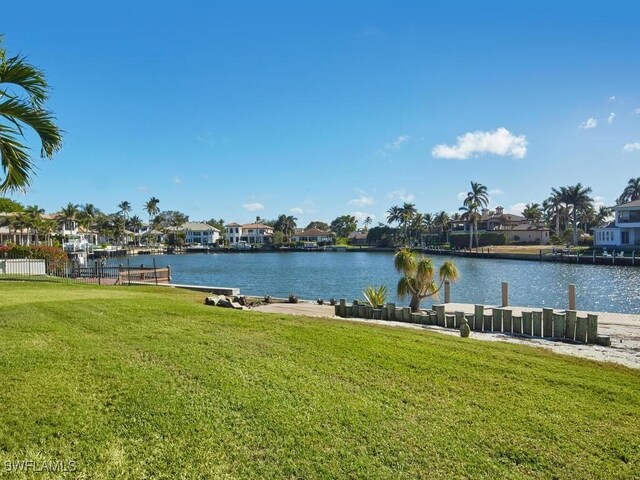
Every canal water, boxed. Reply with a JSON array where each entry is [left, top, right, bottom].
[[123, 252, 640, 314]]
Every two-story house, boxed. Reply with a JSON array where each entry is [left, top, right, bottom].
[[180, 222, 220, 245], [594, 199, 640, 248], [225, 223, 273, 246]]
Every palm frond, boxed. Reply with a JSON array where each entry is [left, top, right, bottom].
[[0, 124, 32, 192], [0, 54, 48, 108]]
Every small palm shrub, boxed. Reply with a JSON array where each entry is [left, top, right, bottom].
[[362, 285, 389, 308]]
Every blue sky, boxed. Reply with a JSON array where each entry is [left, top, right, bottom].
[[3, 1, 640, 226]]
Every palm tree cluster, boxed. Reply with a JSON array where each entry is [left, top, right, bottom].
[[386, 203, 450, 246], [273, 214, 297, 242]]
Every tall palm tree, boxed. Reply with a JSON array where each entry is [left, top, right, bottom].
[[459, 202, 479, 249], [560, 183, 593, 245], [10, 211, 30, 245], [394, 248, 460, 312], [128, 215, 144, 246], [363, 216, 372, 231], [617, 177, 640, 204], [522, 203, 542, 224], [464, 182, 489, 248], [144, 197, 160, 246], [0, 37, 63, 192], [118, 200, 131, 221], [546, 188, 564, 236]]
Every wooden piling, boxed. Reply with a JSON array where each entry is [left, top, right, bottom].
[[339, 299, 346, 317], [492, 308, 502, 332], [522, 311, 533, 336], [402, 307, 412, 322], [474, 305, 484, 331], [434, 305, 445, 327], [483, 314, 492, 332], [387, 303, 396, 321], [502, 309, 513, 333], [373, 309, 382, 320], [532, 311, 542, 337], [501, 282, 509, 307], [575, 316, 587, 343], [396, 308, 404, 322], [587, 314, 598, 344], [445, 314, 455, 329], [455, 311, 465, 329], [568, 284, 576, 310], [553, 313, 566, 339], [512, 315, 522, 334], [444, 281, 451, 303], [565, 310, 577, 341], [542, 308, 553, 337], [345, 305, 352, 318]]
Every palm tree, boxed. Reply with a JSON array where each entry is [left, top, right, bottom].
[[128, 215, 144, 246], [144, 197, 160, 246], [394, 248, 460, 312], [560, 183, 593, 245], [0, 37, 63, 192], [617, 177, 640, 204], [546, 188, 564, 236], [363, 216, 372, 231], [464, 182, 489, 248], [432, 211, 451, 243], [57, 202, 79, 241], [24, 204, 44, 245], [522, 203, 542, 224], [10, 211, 31, 244], [459, 202, 479, 249], [118, 200, 131, 221]]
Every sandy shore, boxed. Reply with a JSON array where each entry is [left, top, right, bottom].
[[252, 302, 640, 370]]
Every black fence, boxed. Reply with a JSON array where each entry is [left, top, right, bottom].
[[0, 254, 171, 286]]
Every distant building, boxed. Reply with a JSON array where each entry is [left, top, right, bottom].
[[291, 228, 334, 244], [225, 223, 273, 246], [180, 222, 220, 245], [593, 199, 640, 248], [348, 232, 369, 246]]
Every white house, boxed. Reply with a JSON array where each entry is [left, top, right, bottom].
[[291, 228, 334, 244], [225, 222, 273, 246], [594, 199, 640, 248], [180, 222, 220, 245]]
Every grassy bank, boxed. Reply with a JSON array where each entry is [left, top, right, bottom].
[[0, 282, 638, 479]]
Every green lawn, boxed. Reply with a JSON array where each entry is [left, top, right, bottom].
[[0, 282, 638, 479]]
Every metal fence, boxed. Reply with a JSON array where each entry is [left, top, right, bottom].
[[0, 254, 171, 286]]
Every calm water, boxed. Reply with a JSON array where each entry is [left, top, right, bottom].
[[122, 252, 640, 314]]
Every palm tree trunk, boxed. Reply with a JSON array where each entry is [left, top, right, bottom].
[[410, 295, 421, 313], [573, 211, 578, 246]]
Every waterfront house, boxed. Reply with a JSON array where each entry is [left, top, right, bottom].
[[461, 206, 550, 244], [348, 232, 369, 246], [594, 199, 640, 248], [291, 228, 334, 245], [225, 222, 273, 246], [180, 222, 220, 245]]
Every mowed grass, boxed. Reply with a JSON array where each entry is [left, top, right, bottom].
[[0, 283, 638, 479]]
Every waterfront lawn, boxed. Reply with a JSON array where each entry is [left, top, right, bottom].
[[0, 282, 638, 479]]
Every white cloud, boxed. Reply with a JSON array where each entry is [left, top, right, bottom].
[[623, 142, 640, 152], [289, 207, 304, 214], [173, 177, 182, 184], [488, 188, 504, 195], [243, 202, 265, 212], [456, 191, 468, 202], [578, 117, 597, 129], [136, 186, 148, 192], [635, 108, 640, 114], [386, 189, 415, 202], [385, 135, 411, 151], [432, 127, 527, 160], [506, 203, 528, 216], [608, 112, 616, 124], [593, 196, 606, 210], [351, 212, 376, 223], [349, 195, 374, 206], [609, 95, 616, 101]]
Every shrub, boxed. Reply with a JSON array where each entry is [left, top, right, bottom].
[[362, 285, 389, 307], [0, 245, 68, 265]]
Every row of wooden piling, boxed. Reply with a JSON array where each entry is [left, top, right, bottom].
[[334, 300, 606, 345]]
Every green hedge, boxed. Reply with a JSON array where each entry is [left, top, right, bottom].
[[449, 232, 507, 248]]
